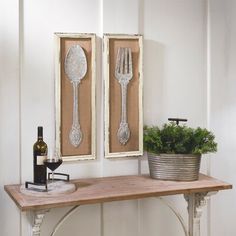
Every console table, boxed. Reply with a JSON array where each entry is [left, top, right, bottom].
[[4, 174, 232, 236]]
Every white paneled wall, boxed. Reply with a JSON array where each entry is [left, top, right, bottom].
[[0, 0, 234, 236], [143, 0, 207, 127], [141, 1, 208, 236], [0, 0, 21, 236], [210, 0, 236, 236]]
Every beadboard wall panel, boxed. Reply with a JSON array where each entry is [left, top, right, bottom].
[[0, 0, 215, 236], [0, 0, 21, 236]]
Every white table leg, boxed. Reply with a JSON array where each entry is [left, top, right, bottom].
[[184, 192, 217, 236], [31, 210, 50, 236]]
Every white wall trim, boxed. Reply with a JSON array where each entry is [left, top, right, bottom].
[[206, 0, 212, 236], [206, 0, 212, 173], [18, 0, 23, 189], [19, 0, 24, 235]]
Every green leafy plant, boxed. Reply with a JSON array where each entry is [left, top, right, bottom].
[[144, 122, 217, 155]]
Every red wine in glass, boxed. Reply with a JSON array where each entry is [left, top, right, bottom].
[[44, 148, 62, 182], [44, 159, 62, 171]]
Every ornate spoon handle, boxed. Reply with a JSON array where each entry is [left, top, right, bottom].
[[117, 81, 130, 145], [69, 81, 83, 147]]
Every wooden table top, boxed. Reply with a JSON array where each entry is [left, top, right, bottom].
[[4, 174, 232, 211]]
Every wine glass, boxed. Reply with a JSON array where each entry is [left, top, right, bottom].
[[44, 148, 63, 182]]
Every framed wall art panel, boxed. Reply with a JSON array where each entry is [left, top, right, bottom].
[[104, 34, 143, 158], [55, 33, 96, 161]]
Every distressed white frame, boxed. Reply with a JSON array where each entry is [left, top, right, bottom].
[[104, 34, 143, 158], [55, 33, 96, 161]]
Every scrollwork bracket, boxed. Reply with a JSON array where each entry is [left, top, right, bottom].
[[184, 191, 218, 236], [29, 209, 50, 236]]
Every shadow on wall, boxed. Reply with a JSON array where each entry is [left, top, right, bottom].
[[143, 39, 166, 126]]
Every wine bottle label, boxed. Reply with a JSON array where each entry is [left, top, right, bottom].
[[37, 155, 46, 165]]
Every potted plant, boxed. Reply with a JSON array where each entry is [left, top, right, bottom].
[[143, 122, 217, 181]]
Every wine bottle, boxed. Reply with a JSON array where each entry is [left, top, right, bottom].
[[33, 126, 48, 184]]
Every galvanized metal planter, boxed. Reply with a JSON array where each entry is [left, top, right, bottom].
[[148, 153, 201, 181]]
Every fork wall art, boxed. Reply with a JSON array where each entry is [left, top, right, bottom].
[[104, 34, 143, 158], [55, 33, 96, 161]]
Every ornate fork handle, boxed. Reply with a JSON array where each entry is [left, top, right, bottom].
[[115, 47, 133, 145], [69, 81, 83, 147], [117, 80, 130, 145]]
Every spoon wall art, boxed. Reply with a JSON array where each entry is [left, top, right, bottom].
[[64, 44, 87, 148], [55, 33, 96, 161]]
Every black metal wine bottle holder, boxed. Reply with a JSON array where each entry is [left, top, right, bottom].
[[47, 172, 70, 181], [25, 173, 70, 192], [25, 181, 48, 192]]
